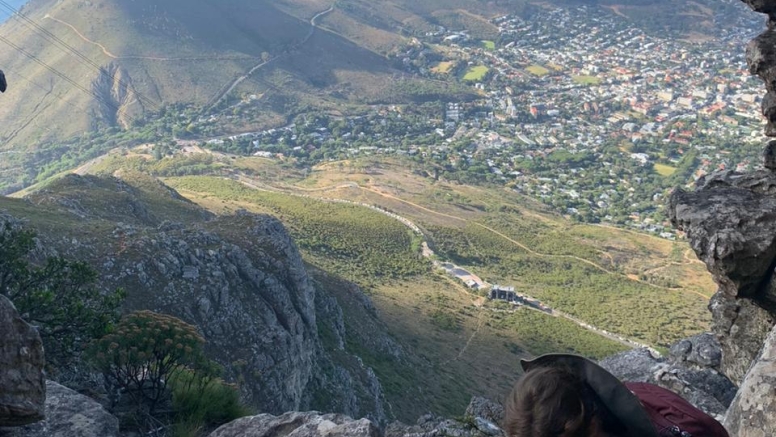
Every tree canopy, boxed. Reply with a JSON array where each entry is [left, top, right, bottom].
[[0, 221, 125, 369]]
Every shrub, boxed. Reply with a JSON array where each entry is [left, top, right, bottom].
[[85, 311, 251, 434], [169, 370, 251, 437], [0, 221, 125, 370], [85, 311, 209, 414]]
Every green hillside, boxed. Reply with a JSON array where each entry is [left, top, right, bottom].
[[0, 0, 417, 150]]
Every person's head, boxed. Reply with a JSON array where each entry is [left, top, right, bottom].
[[503, 366, 624, 437]]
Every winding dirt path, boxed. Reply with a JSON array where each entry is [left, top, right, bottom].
[[206, 5, 334, 109], [264, 179, 709, 298], [220, 173, 681, 353], [355, 185, 710, 299]]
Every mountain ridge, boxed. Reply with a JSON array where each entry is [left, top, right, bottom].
[[0, 172, 395, 422]]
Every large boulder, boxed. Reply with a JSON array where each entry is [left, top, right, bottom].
[[600, 343, 737, 419], [464, 397, 504, 425], [208, 412, 381, 437], [669, 170, 776, 382], [0, 381, 119, 437], [669, 171, 776, 304], [709, 290, 775, 385], [724, 325, 776, 436], [0, 295, 45, 427]]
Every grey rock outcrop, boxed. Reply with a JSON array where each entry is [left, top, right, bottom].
[[0, 295, 45, 427], [7, 173, 390, 423], [709, 290, 775, 384], [385, 397, 505, 437], [724, 325, 776, 436], [91, 213, 387, 422], [600, 341, 737, 418], [208, 412, 382, 437], [0, 381, 119, 437], [665, 2, 776, 434], [669, 170, 776, 304], [669, 333, 723, 369], [464, 397, 504, 425], [668, 170, 776, 383]]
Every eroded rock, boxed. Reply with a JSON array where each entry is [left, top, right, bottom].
[[668, 170, 776, 382], [0, 381, 119, 437], [208, 412, 381, 437], [600, 347, 736, 419], [709, 290, 775, 385], [465, 397, 504, 425], [0, 295, 45, 427], [724, 325, 776, 435], [669, 177, 776, 304], [669, 333, 723, 369]]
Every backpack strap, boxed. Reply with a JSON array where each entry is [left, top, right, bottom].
[[625, 383, 730, 437]]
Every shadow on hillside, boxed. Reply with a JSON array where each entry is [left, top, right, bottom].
[[115, 0, 396, 82]]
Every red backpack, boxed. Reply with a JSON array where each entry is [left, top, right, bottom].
[[626, 383, 730, 437]]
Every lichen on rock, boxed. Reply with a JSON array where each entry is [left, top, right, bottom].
[[0, 295, 45, 428], [208, 412, 382, 437], [724, 325, 776, 436], [0, 381, 119, 437]]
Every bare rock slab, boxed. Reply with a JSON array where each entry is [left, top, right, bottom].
[[0, 295, 45, 427], [0, 381, 119, 437], [208, 412, 381, 437], [724, 325, 776, 436]]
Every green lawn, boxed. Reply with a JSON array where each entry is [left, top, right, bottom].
[[463, 65, 489, 82], [572, 75, 602, 85], [526, 64, 550, 76], [654, 163, 678, 177], [432, 61, 454, 74], [482, 40, 496, 50], [547, 63, 564, 72]]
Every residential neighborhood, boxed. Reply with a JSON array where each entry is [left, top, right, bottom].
[[183, 4, 765, 238]]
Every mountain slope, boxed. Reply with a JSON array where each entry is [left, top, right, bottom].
[[0, 172, 396, 422], [0, 0, 747, 153], [0, 0, 411, 149]]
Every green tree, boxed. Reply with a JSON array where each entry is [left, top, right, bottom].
[[0, 222, 125, 369]]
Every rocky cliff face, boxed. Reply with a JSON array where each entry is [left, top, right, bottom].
[[0, 295, 45, 428], [0, 172, 392, 423], [664, 1, 776, 433]]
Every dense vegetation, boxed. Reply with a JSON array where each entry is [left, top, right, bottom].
[[490, 307, 628, 358], [426, 222, 708, 347], [165, 176, 430, 285], [0, 221, 125, 371], [86, 311, 249, 436]]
